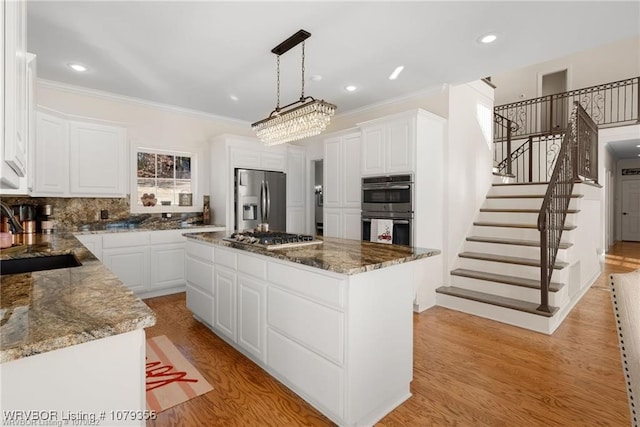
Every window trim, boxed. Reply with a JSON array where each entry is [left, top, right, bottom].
[[130, 146, 199, 214]]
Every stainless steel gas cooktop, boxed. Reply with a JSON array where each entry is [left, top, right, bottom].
[[223, 231, 322, 250]]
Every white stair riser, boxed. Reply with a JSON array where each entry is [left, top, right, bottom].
[[492, 175, 516, 184], [456, 257, 569, 282], [489, 185, 550, 196], [477, 211, 577, 226], [483, 197, 581, 210], [471, 225, 575, 243], [464, 241, 573, 262], [449, 275, 568, 307], [435, 293, 554, 334]]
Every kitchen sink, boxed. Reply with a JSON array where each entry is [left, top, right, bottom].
[[0, 254, 82, 276]]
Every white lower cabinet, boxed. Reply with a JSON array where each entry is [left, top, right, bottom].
[[150, 243, 185, 290], [103, 246, 149, 294], [213, 266, 236, 341], [185, 240, 215, 326], [237, 275, 266, 361]]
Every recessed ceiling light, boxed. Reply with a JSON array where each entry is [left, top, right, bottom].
[[229, 94, 239, 102], [479, 34, 497, 44], [68, 63, 88, 72], [345, 85, 357, 92], [636, 144, 640, 148], [389, 66, 404, 80]]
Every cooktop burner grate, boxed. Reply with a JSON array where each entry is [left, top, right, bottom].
[[224, 231, 322, 250]]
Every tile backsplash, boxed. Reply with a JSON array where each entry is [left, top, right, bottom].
[[0, 196, 202, 231]]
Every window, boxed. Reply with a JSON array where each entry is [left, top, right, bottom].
[[134, 149, 195, 210]]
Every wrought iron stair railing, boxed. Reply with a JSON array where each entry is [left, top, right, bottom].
[[495, 132, 565, 183], [537, 102, 598, 313]]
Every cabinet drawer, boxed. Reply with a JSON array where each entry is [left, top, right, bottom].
[[186, 284, 214, 327], [238, 253, 267, 280], [185, 256, 214, 295], [267, 329, 344, 419], [103, 231, 149, 248], [214, 247, 237, 269], [150, 229, 185, 245], [186, 240, 214, 263], [267, 261, 345, 309], [268, 287, 344, 365]]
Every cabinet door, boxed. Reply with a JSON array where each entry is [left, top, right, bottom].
[[103, 247, 149, 294], [286, 148, 305, 207], [385, 117, 414, 174], [342, 134, 362, 208], [75, 234, 103, 261], [150, 243, 185, 290], [342, 209, 362, 241], [286, 206, 306, 235], [186, 284, 214, 327], [214, 266, 237, 341], [323, 207, 342, 239], [360, 125, 385, 176], [33, 112, 69, 195], [69, 121, 126, 196], [323, 137, 342, 208], [3, 0, 27, 178], [261, 152, 286, 172], [237, 275, 266, 362]]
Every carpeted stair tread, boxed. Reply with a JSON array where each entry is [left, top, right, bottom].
[[473, 221, 576, 230], [466, 236, 573, 249], [451, 268, 565, 292], [436, 286, 558, 317], [479, 208, 580, 214], [459, 251, 569, 269]]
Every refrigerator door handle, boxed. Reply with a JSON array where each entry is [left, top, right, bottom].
[[260, 180, 266, 224], [265, 180, 271, 223]]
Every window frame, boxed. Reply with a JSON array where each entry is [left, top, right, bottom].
[[130, 146, 199, 214]]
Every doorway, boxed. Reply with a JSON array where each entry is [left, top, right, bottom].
[[540, 69, 568, 133], [313, 159, 323, 236], [622, 180, 640, 241]]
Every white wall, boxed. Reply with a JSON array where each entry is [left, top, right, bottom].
[[35, 80, 251, 210], [491, 36, 640, 105], [445, 81, 495, 280]]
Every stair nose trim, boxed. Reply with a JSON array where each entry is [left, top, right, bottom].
[[466, 236, 573, 249], [458, 251, 569, 269], [436, 286, 558, 317], [450, 268, 564, 292], [473, 222, 576, 231]]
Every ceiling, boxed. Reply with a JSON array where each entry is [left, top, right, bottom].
[[27, 1, 640, 156]]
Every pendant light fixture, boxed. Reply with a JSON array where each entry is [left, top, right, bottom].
[[252, 30, 336, 146]]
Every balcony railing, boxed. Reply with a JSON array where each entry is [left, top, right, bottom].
[[495, 77, 639, 140]]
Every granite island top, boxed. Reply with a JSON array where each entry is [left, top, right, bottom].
[[185, 232, 441, 275], [0, 232, 156, 363]]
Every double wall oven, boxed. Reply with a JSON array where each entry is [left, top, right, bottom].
[[361, 174, 413, 246]]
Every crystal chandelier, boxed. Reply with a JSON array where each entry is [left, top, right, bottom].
[[252, 30, 336, 146]]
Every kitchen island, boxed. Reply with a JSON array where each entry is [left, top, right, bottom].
[[0, 232, 156, 426], [184, 231, 440, 427]]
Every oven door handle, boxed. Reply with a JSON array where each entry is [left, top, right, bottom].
[[363, 184, 411, 190], [362, 218, 410, 224]]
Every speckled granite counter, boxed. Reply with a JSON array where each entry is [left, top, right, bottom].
[[0, 232, 156, 363], [185, 232, 440, 275]]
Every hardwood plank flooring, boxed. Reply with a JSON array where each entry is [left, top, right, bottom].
[[144, 241, 639, 426]]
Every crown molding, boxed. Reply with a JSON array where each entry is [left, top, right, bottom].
[[36, 78, 251, 127]]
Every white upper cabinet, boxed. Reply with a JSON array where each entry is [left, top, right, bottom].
[[32, 110, 127, 197], [323, 132, 361, 209], [360, 113, 415, 176], [69, 121, 127, 196]]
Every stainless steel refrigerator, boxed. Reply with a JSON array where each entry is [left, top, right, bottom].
[[234, 168, 287, 232]]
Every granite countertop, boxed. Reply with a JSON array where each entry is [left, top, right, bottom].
[[185, 232, 441, 275], [0, 232, 156, 363], [74, 214, 225, 234]]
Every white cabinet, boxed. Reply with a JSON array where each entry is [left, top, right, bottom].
[[2, 0, 27, 184], [75, 234, 103, 261], [214, 266, 237, 341], [69, 121, 127, 196], [323, 132, 361, 239], [237, 275, 266, 361], [360, 113, 414, 176], [150, 243, 185, 290], [32, 110, 127, 197], [102, 232, 150, 294], [286, 146, 307, 234], [185, 240, 215, 327]]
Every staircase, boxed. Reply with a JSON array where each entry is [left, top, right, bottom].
[[436, 177, 584, 334]]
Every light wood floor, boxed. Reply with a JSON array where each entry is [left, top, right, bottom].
[[144, 241, 639, 426]]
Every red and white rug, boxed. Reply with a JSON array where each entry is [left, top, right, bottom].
[[145, 335, 213, 413]]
